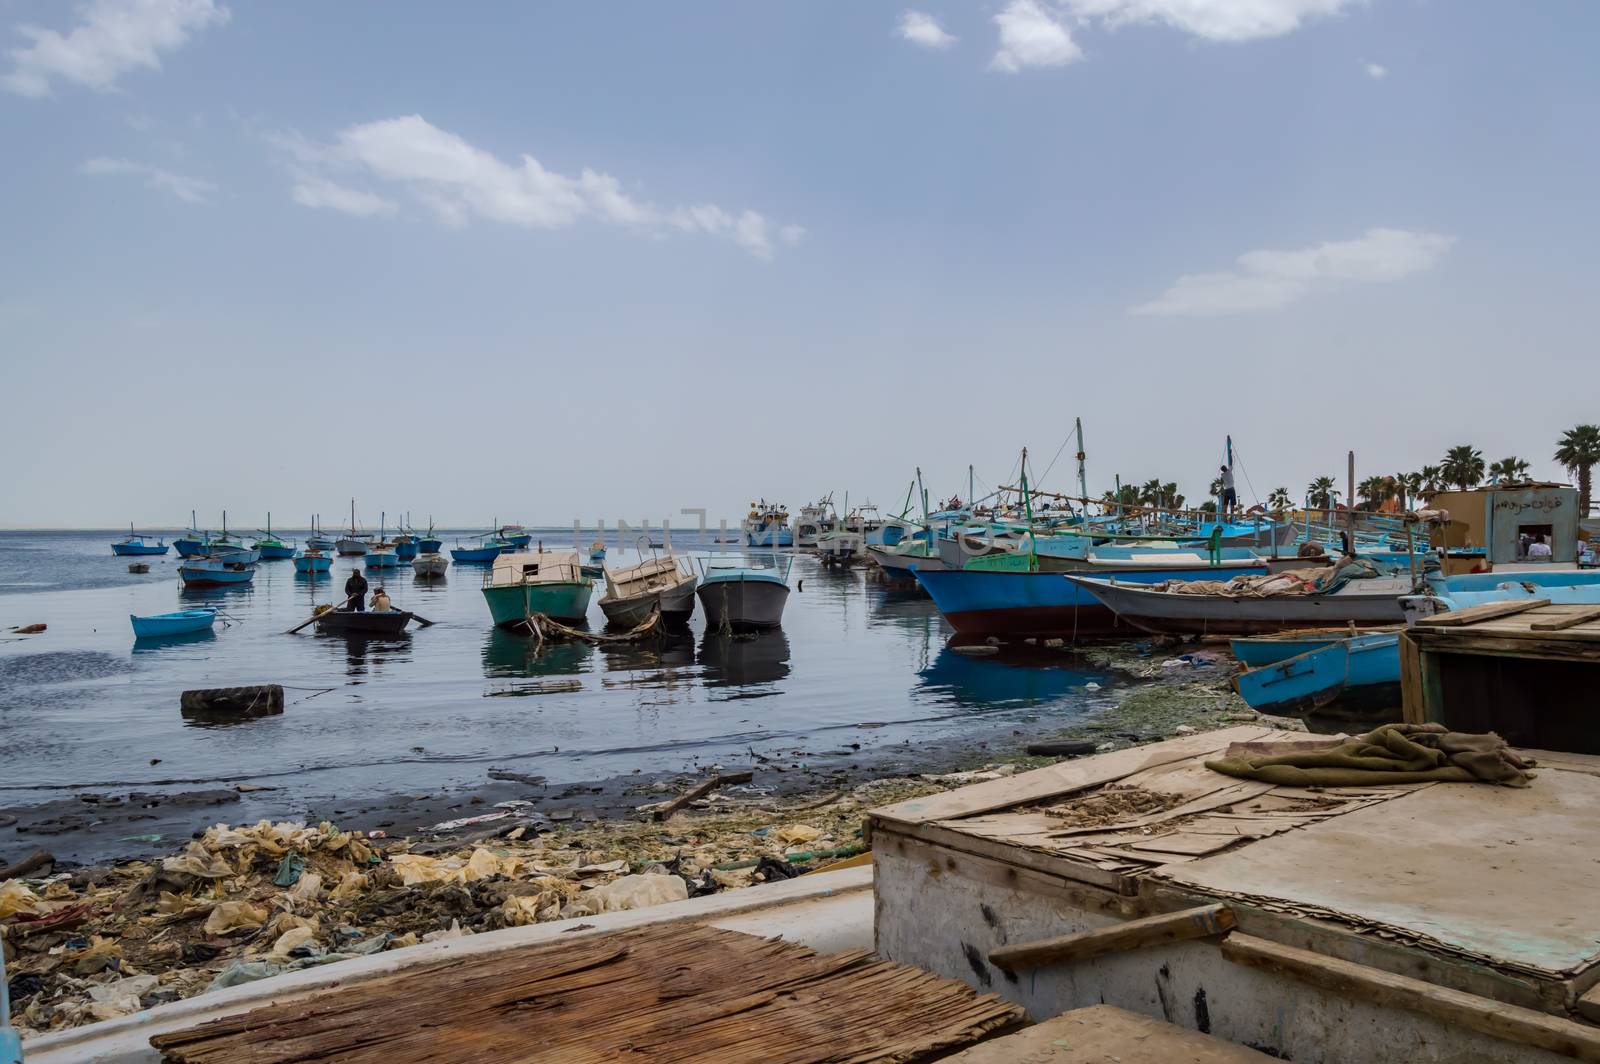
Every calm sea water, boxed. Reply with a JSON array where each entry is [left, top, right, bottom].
[[0, 529, 1116, 818]]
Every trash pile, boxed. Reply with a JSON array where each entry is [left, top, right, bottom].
[[0, 776, 938, 1037]]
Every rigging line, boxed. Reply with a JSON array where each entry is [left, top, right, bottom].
[[1035, 431, 1074, 491], [1233, 446, 1261, 506]]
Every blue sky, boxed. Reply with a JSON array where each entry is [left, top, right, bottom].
[[2, 1, 1596, 527]]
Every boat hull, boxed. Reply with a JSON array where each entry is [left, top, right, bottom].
[[335, 538, 369, 556], [419, 537, 443, 553], [599, 578, 698, 627], [1066, 575, 1408, 636], [1233, 633, 1401, 718], [867, 545, 947, 581], [412, 554, 449, 578], [173, 537, 206, 557], [745, 528, 795, 548], [130, 609, 216, 638], [315, 609, 413, 635], [112, 542, 168, 556], [452, 546, 503, 564], [482, 581, 594, 627], [257, 544, 296, 560], [306, 535, 335, 551], [915, 566, 1267, 640], [294, 553, 332, 574], [178, 561, 256, 587], [393, 538, 419, 560], [365, 551, 402, 568], [697, 576, 789, 630]]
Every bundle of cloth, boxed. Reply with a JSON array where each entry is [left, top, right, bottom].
[[1206, 723, 1535, 788], [1157, 557, 1384, 598]]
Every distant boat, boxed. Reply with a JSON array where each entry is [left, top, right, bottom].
[[306, 515, 335, 552], [599, 555, 697, 627], [742, 500, 794, 548], [130, 608, 216, 639], [589, 540, 606, 562], [111, 524, 168, 556], [697, 557, 791, 630], [451, 536, 508, 564], [412, 552, 449, 578], [393, 534, 419, 561], [174, 509, 209, 557], [336, 499, 373, 555], [498, 525, 533, 549], [178, 555, 256, 587], [366, 515, 402, 568], [294, 549, 333, 575], [482, 550, 594, 627], [252, 514, 297, 560], [418, 518, 442, 554]]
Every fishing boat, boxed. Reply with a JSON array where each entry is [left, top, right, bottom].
[[392, 534, 419, 561], [111, 524, 168, 556], [742, 501, 794, 548], [130, 608, 216, 639], [589, 540, 607, 562], [173, 510, 209, 556], [412, 552, 449, 578], [481, 550, 594, 627], [294, 548, 333, 575], [697, 557, 791, 630], [1064, 570, 1410, 636], [451, 536, 508, 564], [817, 526, 864, 565], [598, 555, 698, 627], [418, 523, 443, 554], [1232, 631, 1401, 718], [366, 516, 402, 568], [498, 525, 533, 549], [252, 514, 297, 560], [306, 515, 335, 552], [336, 500, 373, 555], [314, 607, 415, 636], [794, 498, 834, 548], [178, 555, 257, 587], [868, 540, 947, 581]]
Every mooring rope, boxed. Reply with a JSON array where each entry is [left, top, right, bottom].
[[523, 607, 662, 644]]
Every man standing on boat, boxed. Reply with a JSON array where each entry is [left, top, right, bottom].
[[1220, 464, 1238, 518], [345, 569, 368, 611]]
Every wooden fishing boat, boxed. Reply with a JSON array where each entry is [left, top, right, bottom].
[[589, 540, 606, 562], [252, 514, 297, 560], [130, 608, 216, 639], [111, 524, 168, 556], [313, 608, 414, 636], [1232, 631, 1401, 717], [365, 546, 401, 568], [599, 555, 697, 627], [178, 555, 256, 587], [742, 501, 794, 548], [294, 549, 333, 575], [452, 537, 508, 564], [498, 525, 533, 549], [173, 509, 208, 556], [1064, 573, 1410, 636], [412, 552, 449, 578], [482, 550, 594, 627], [697, 558, 790, 630], [306, 514, 335, 551], [392, 534, 419, 561], [336, 499, 372, 555]]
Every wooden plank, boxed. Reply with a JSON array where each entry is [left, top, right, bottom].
[[1412, 598, 1550, 628], [1399, 631, 1425, 725], [1221, 933, 1600, 1062], [1579, 983, 1600, 1024], [941, 1005, 1277, 1062], [652, 770, 753, 820], [868, 726, 1275, 828], [989, 904, 1235, 971], [1531, 606, 1600, 632]]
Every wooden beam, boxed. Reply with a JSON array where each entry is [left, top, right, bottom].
[[651, 770, 754, 821], [1531, 606, 1600, 632], [1221, 933, 1600, 1062], [1412, 598, 1549, 628], [990, 904, 1235, 971], [1398, 632, 1425, 726]]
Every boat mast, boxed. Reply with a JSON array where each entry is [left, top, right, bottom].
[[968, 465, 974, 509], [1075, 417, 1087, 515]]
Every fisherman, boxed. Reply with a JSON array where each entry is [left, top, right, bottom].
[[371, 586, 393, 612], [344, 568, 369, 611], [1220, 464, 1238, 518], [1528, 535, 1553, 559]]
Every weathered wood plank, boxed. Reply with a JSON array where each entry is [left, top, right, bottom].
[[989, 904, 1235, 971], [1221, 933, 1600, 1062], [1399, 631, 1425, 725], [1531, 606, 1600, 632], [1412, 598, 1550, 628], [940, 1005, 1277, 1062]]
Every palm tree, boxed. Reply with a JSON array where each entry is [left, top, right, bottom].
[[1555, 424, 1600, 516], [1488, 457, 1531, 484], [1307, 476, 1337, 510], [1397, 472, 1422, 511], [1161, 482, 1184, 512], [1357, 476, 1390, 511], [1440, 446, 1485, 491], [1419, 465, 1444, 495], [1267, 487, 1292, 512]]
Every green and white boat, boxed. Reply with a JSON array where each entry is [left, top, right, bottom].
[[481, 550, 594, 628]]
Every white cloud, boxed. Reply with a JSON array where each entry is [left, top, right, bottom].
[[4, 0, 228, 98], [271, 115, 800, 258], [1132, 228, 1454, 316], [80, 156, 215, 203], [290, 174, 397, 218], [1059, 0, 1362, 43], [898, 10, 957, 49], [991, 0, 1082, 72], [779, 224, 807, 247], [1363, 60, 1387, 79]]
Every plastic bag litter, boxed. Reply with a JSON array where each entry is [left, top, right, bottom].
[[208, 960, 285, 992], [269, 926, 316, 958], [420, 919, 472, 943], [0, 879, 44, 918], [772, 825, 822, 846], [273, 853, 306, 886], [203, 900, 267, 935], [290, 872, 323, 900], [163, 842, 233, 880], [85, 973, 158, 1019], [389, 848, 523, 886], [585, 873, 688, 914], [328, 871, 368, 900]]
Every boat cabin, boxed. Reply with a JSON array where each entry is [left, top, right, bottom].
[[1429, 483, 1579, 569], [603, 555, 689, 599], [488, 550, 584, 587]]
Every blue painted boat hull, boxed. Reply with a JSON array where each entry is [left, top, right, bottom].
[[451, 546, 503, 563], [257, 544, 297, 560], [1232, 634, 1351, 668], [419, 537, 443, 553], [307, 536, 336, 551], [174, 537, 207, 557], [112, 541, 168, 556], [294, 553, 332, 574], [393, 539, 419, 560], [746, 529, 794, 548], [178, 562, 256, 587], [915, 565, 1268, 641], [130, 609, 216, 638], [1233, 632, 1400, 717], [365, 552, 402, 568]]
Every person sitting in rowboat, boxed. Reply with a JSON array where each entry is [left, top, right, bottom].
[[371, 587, 392, 612], [345, 569, 368, 611]]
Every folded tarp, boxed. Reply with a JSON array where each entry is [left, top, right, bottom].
[[1206, 723, 1535, 788]]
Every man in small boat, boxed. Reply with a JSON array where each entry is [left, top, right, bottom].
[[344, 569, 368, 611], [371, 586, 393, 612]]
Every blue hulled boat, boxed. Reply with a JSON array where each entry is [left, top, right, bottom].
[[294, 549, 333, 575], [252, 515, 297, 560], [130, 608, 216, 639], [393, 535, 419, 561], [452, 537, 508, 564], [1232, 631, 1400, 717], [112, 525, 168, 556], [178, 555, 256, 587]]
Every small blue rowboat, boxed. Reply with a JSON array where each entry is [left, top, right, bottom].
[[174, 536, 208, 557], [1233, 631, 1400, 718], [112, 531, 168, 556], [179, 557, 257, 587], [365, 548, 402, 568], [294, 550, 333, 574], [419, 536, 443, 553], [131, 608, 216, 638], [451, 542, 505, 564], [393, 536, 419, 561]]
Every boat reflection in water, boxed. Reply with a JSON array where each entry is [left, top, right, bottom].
[[481, 628, 592, 696], [595, 632, 697, 706], [318, 631, 412, 680], [697, 628, 792, 694], [916, 643, 1111, 711], [132, 628, 217, 654]]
